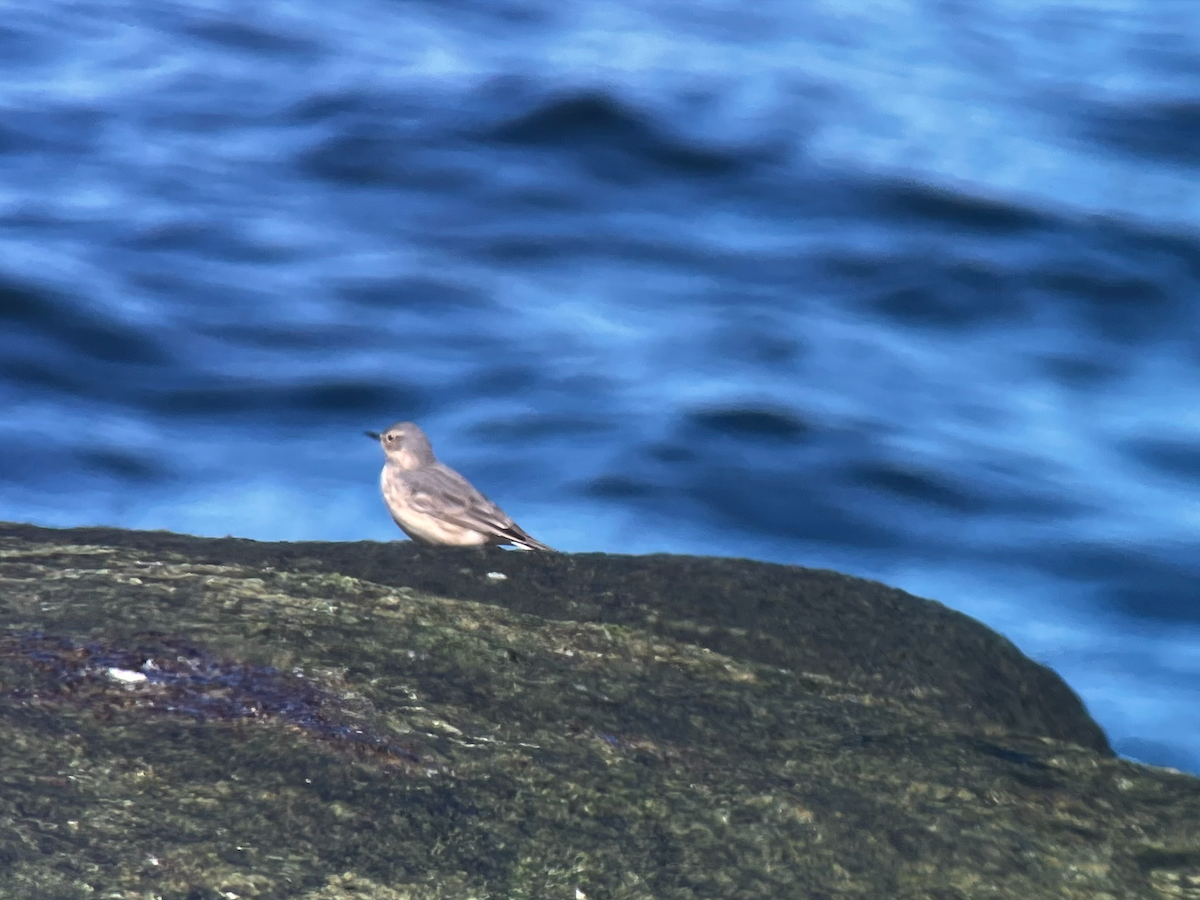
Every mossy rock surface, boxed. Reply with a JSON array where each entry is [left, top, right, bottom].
[[0, 521, 1195, 900]]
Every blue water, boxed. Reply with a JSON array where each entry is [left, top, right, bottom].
[[2, 0, 1199, 774]]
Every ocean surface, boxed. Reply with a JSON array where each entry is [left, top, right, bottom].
[[2, 0, 1198, 773]]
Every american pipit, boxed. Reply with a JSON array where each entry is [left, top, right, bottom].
[[366, 421, 556, 551]]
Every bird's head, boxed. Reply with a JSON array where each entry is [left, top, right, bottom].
[[366, 421, 436, 469]]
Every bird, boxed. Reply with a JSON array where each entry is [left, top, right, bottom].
[[366, 421, 556, 551]]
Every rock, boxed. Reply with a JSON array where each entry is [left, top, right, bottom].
[[0, 521, 1196, 900]]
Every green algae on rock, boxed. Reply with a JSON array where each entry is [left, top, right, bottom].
[[0, 521, 1196, 900]]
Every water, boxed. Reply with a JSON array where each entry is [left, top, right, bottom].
[[2, 0, 1199, 773]]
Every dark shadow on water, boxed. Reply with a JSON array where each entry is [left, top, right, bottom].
[[489, 92, 752, 183], [1122, 438, 1200, 483], [1019, 542, 1200, 623]]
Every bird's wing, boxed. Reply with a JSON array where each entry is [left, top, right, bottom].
[[404, 464, 554, 550]]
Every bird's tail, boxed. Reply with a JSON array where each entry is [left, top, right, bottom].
[[510, 536, 557, 552], [502, 527, 556, 552]]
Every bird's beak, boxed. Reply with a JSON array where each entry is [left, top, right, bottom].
[[364, 431, 381, 440]]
